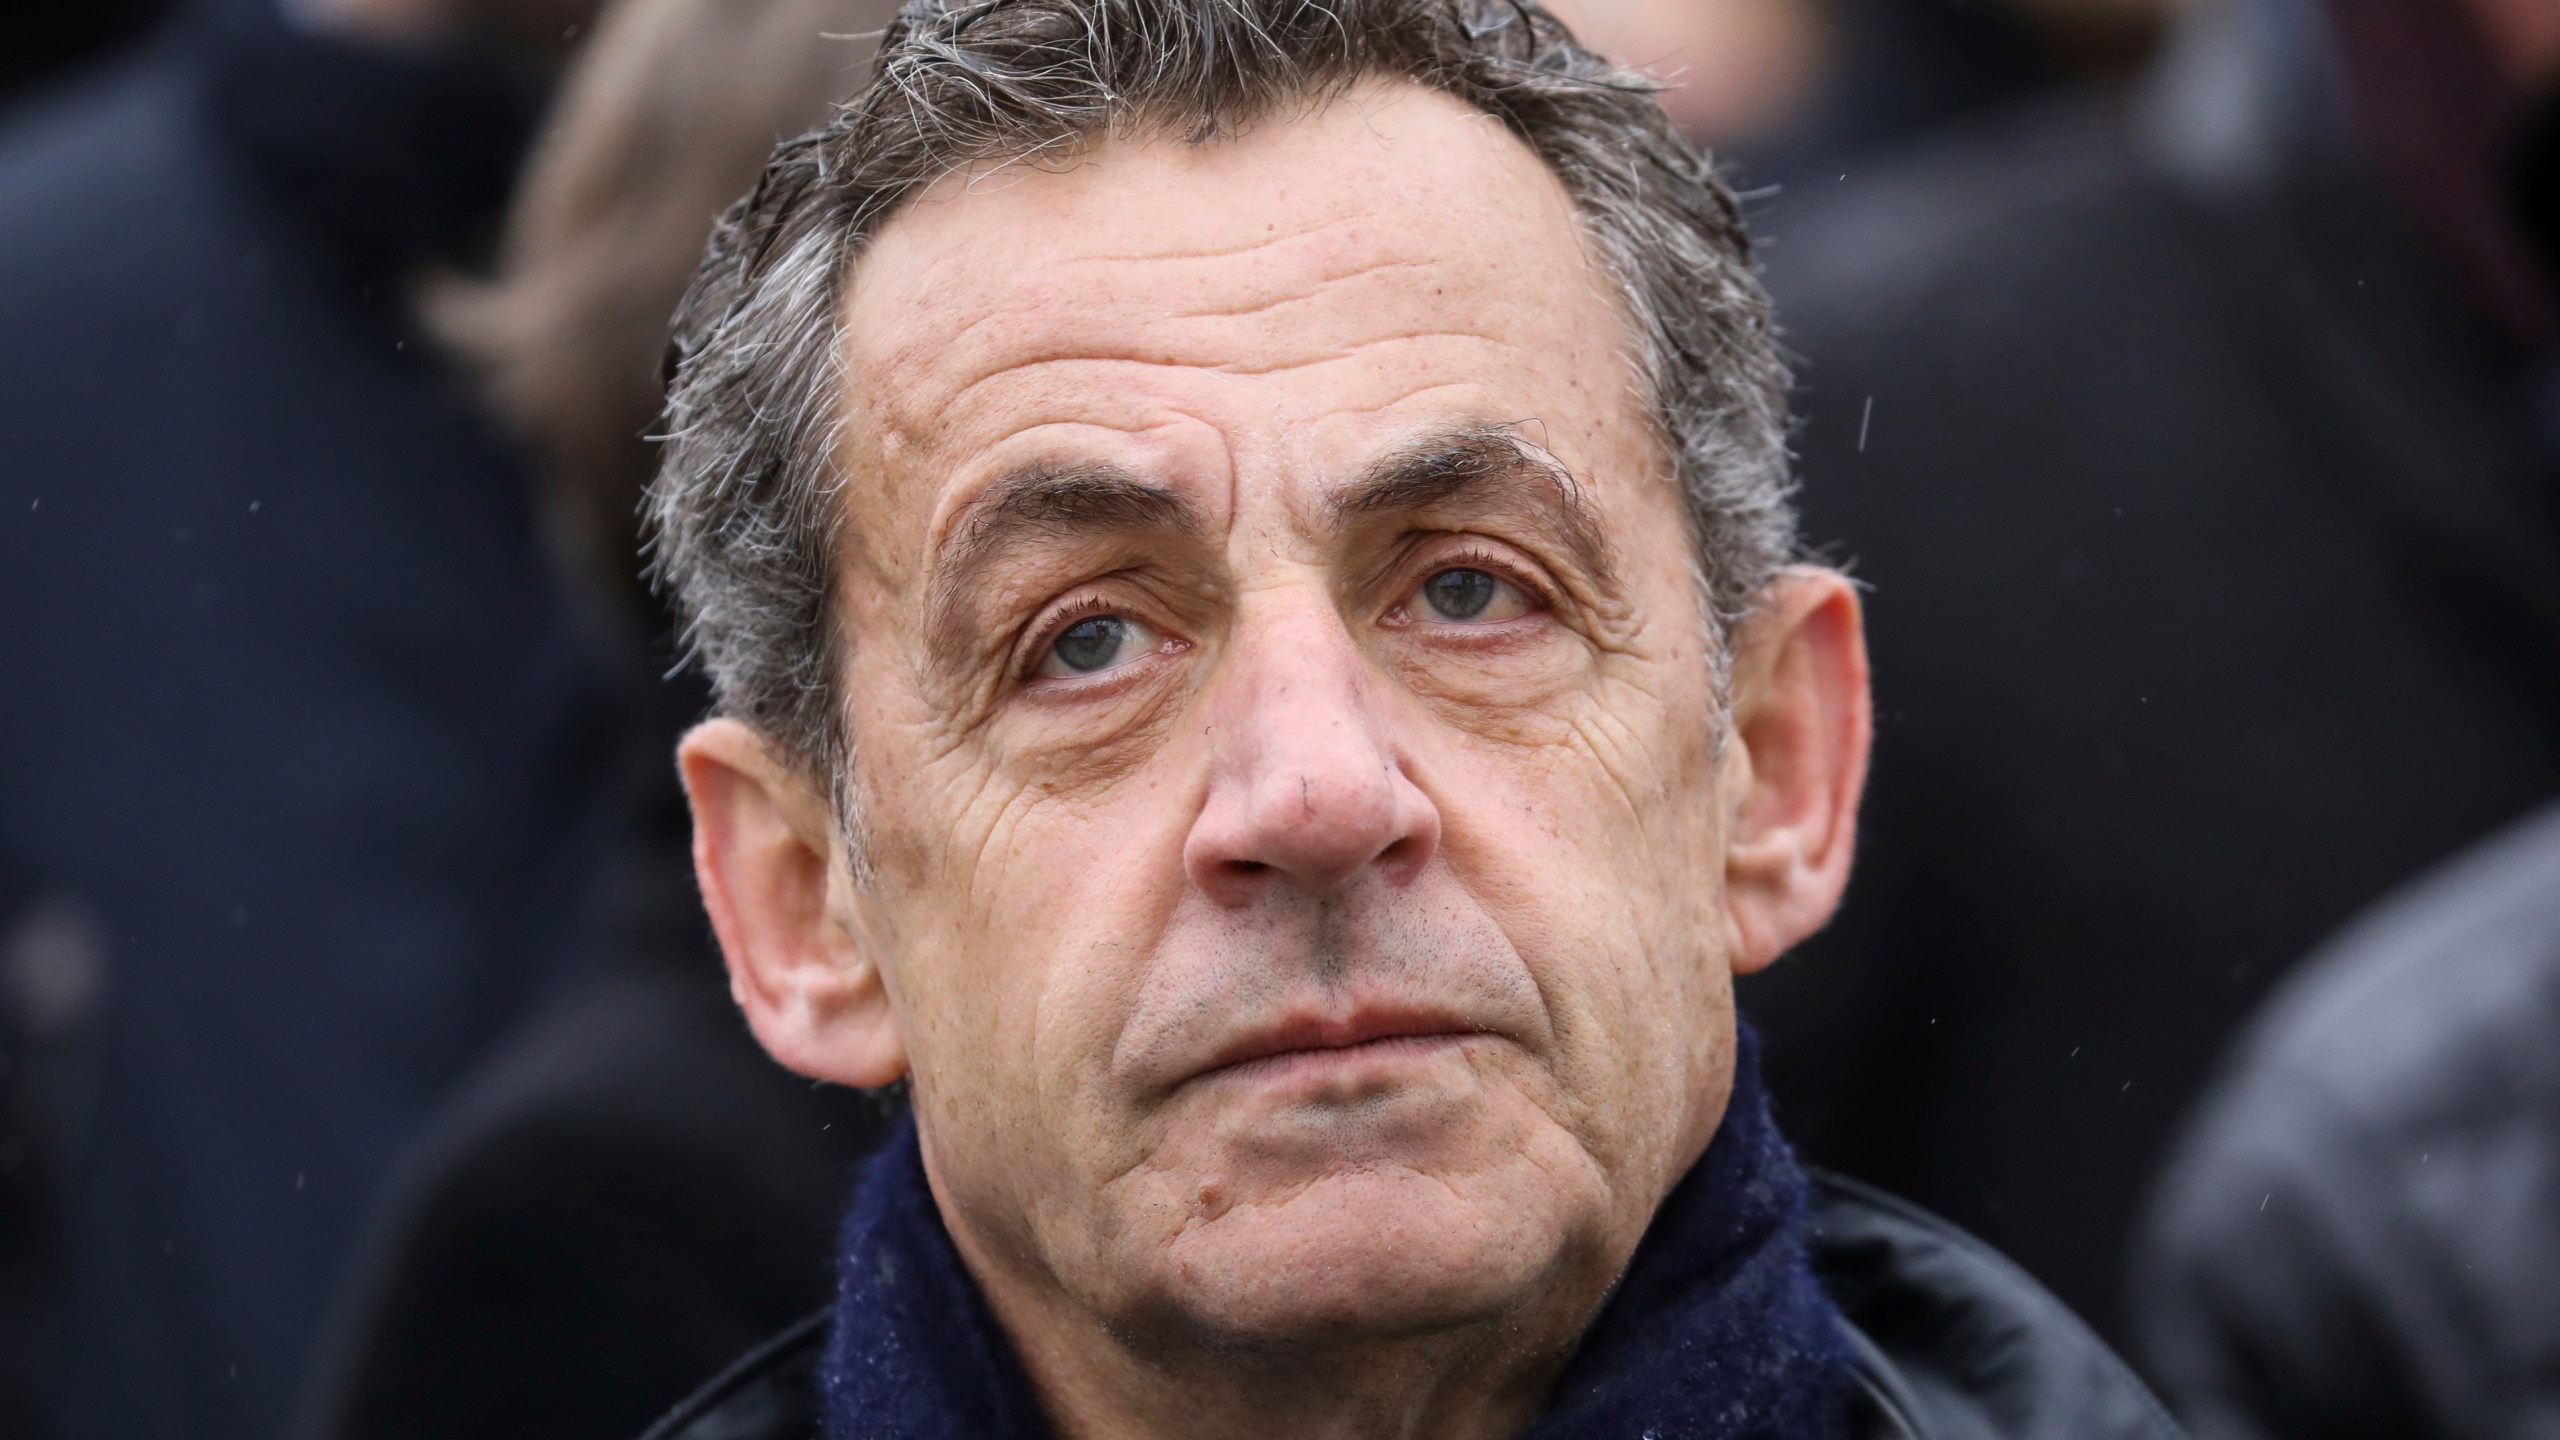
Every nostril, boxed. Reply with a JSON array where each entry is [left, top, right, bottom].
[[1201, 857, 1276, 903], [1376, 834, 1428, 880]]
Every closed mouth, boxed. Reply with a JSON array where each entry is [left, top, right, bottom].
[[1201, 1031, 1475, 1088], [1191, 1006, 1484, 1087]]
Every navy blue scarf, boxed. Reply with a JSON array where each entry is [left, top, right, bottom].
[[820, 1026, 1858, 1439]]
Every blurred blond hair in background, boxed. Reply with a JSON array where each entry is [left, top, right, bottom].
[[433, 0, 884, 626], [294, 2, 899, 1437]]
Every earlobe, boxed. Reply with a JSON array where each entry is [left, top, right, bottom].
[[1720, 569, 1873, 974], [678, 718, 910, 1089]]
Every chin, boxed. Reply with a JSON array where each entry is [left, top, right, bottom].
[[1138, 1134, 1602, 1345]]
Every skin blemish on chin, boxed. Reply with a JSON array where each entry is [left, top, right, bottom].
[[1194, 1176, 1232, 1222]]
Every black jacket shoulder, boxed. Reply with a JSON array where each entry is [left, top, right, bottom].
[[1811, 1174, 2181, 1439], [639, 1308, 831, 1440], [639, 1180, 2180, 1440]]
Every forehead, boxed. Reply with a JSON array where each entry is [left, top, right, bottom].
[[836, 80, 1645, 554]]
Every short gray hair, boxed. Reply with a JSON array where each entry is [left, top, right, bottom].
[[647, 0, 1796, 808]]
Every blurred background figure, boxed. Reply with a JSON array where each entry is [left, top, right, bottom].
[[0, 0, 175, 115], [1543, 0, 1835, 149], [2136, 799, 2560, 1440], [0, 0, 611, 1436], [1543, 0, 2193, 182], [1751, 0, 2560, 1351], [288, 1, 897, 1434]]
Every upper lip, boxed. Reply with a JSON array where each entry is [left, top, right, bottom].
[[1193, 1002, 1482, 1080]]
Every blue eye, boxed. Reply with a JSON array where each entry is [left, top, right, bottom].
[[1423, 568, 1497, 619], [1036, 613, 1161, 678], [1413, 567, 1531, 624]]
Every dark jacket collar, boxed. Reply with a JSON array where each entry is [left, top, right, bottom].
[[1809, 1174, 2183, 1440]]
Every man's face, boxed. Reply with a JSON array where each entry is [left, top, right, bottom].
[[817, 84, 1749, 1343]]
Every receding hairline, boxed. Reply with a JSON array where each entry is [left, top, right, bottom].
[[829, 70, 1627, 387], [886, 70, 1566, 193]]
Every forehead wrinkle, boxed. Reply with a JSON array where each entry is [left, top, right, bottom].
[[1150, 256, 1439, 323], [1329, 379, 1481, 420], [1067, 207, 1369, 265], [915, 145, 1366, 262], [876, 220, 1405, 367], [1205, 329, 1499, 378], [877, 197, 1442, 379], [872, 229, 1491, 431], [912, 216, 1496, 390], [938, 329, 1510, 421]]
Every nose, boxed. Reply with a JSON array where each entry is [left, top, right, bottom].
[[1183, 604, 1441, 906]]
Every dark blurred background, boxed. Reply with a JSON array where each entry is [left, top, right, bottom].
[[0, 0, 176, 111], [1, 0, 2550, 1435]]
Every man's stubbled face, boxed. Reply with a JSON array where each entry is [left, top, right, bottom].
[[830, 81, 1747, 1353]]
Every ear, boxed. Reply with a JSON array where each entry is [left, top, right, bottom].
[[678, 718, 909, 1088], [1719, 567, 1873, 975]]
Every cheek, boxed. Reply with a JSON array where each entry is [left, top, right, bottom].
[[860, 712, 1200, 1150], [1428, 665, 1730, 1156]]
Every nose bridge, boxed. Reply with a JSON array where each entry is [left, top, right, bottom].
[[1216, 596, 1398, 839], [1185, 589, 1438, 900]]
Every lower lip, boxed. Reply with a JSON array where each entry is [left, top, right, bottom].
[[1200, 1032, 1475, 1092]]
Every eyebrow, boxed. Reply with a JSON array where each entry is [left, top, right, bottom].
[[1330, 424, 1619, 588], [926, 461, 1203, 665]]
